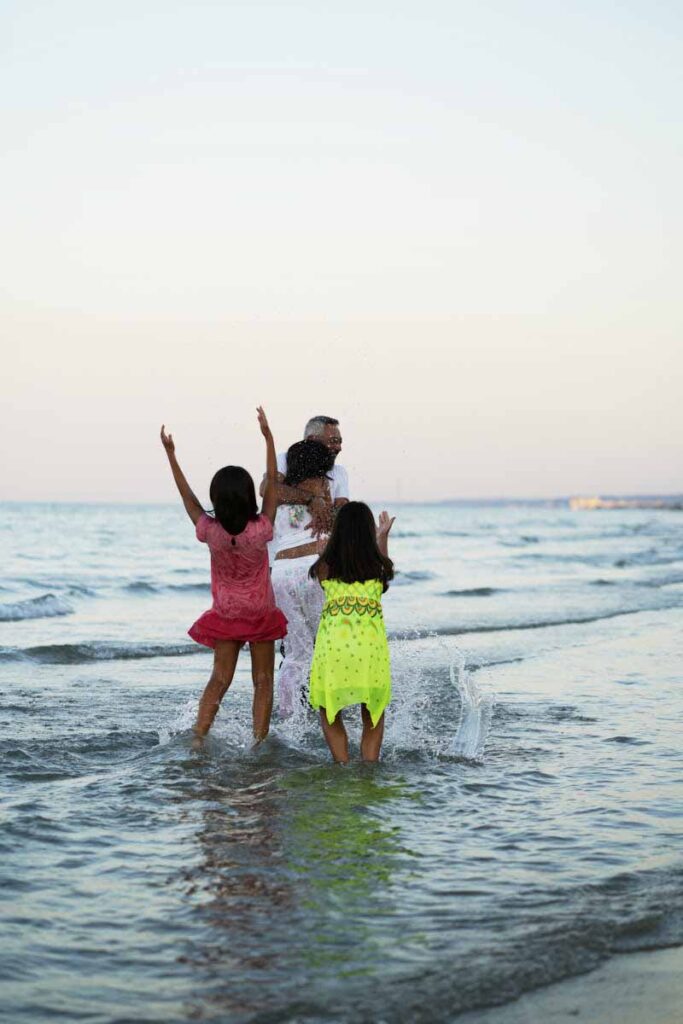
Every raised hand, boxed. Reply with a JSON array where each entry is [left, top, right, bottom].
[[160, 424, 175, 454], [256, 406, 272, 439], [259, 406, 278, 525], [160, 425, 203, 525], [378, 511, 396, 536]]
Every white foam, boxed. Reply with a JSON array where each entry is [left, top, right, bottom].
[[382, 633, 494, 762], [160, 636, 494, 762], [0, 593, 74, 622], [449, 648, 495, 761]]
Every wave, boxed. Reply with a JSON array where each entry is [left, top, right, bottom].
[[124, 581, 158, 594], [612, 551, 683, 568], [0, 593, 74, 622], [65, 584, 98, 597], [499, 534, 540, 546], [389, 600, 682, 642], [347, 869, 683, 1023], [393, 570, 437, 587], [444, 587, 501, 597], [519, 549, 683, 569], [433, 606, 653, 636], [0, 641, 203, 665], [124, 581, 210, 595], [9, 578, 98, 597]]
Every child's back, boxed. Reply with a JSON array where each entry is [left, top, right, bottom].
[[190, 512, 285, 647], [308, 502, 395, 762], [160, 407, 286, 743], [310, 577, 390, 730]]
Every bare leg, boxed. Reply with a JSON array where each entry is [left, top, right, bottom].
[[249, 641, 275, 743], [360, 705, 384, 762], [194, 641, 242, 738], [320, 709, 349, 764]]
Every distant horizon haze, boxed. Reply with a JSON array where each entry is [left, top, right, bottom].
[[2, 2, 681, 503]]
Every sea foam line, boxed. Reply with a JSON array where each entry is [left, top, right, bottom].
[[0, 593, 74, 622], [0, 641, 203, 664]]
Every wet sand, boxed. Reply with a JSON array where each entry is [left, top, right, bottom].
[[461, 945, 683, 1023]]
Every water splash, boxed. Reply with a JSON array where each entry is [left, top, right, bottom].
[[272, 693, 323, 753], [449, 648, 494, 761], [163, 693, 256, 750], [381, 632, 494, 762], [160, 635, 494, 763]]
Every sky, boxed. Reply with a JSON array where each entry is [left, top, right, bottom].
[[2, 0, 681, 503]]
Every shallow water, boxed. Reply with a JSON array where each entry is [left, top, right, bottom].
[[1, 501, 683, 1022]]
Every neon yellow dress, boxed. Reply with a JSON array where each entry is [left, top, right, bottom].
[[309, 579, 391, 726]]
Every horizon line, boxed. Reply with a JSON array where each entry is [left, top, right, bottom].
[[1, 493, 682, 508]]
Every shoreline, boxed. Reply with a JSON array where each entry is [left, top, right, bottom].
[[460, 945, 683, 1023]]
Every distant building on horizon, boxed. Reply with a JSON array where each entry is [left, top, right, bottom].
[[569, 495, 683, 511]]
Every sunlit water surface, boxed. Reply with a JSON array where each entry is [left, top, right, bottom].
[[1, 502, 682, 1022]]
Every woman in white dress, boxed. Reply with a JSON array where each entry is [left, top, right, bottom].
[[271, 440, 335, 716]]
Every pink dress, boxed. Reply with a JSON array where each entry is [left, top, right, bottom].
[[188, 513, 287, 648]]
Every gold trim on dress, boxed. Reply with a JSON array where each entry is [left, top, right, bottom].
[[322, 596, 383, 619]]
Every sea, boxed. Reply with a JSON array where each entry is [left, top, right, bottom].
[[1, 500, 682, 1023]]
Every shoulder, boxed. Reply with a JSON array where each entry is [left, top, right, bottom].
[[249, 513, 274, 543], [195, 512, 217, 543], [276, 451, 288, 475]]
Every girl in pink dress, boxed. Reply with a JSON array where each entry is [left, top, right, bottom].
[[160, 408, 286, 743]]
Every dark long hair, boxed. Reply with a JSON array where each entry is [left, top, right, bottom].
[[310, 501, 394, 592], [283, 440, 334, 487], [209, 466, 258, 536]]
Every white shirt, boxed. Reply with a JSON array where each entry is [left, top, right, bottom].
[[270, 503, 315, 559]]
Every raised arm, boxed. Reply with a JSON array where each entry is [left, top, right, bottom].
[[377, 510, 396, 558], [160, 426, 204, 525], [257, 406, 278, 525]]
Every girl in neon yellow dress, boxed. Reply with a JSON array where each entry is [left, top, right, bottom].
[[308, 502, 396, 763]]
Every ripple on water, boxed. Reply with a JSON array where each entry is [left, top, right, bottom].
[[2, 503, 683, 1021]]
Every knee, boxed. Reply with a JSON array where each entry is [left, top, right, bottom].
[[252, 669, 273, 691], [207, 669, 230, 691]]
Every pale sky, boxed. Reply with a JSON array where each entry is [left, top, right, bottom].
[[2, 0, 681, 503]]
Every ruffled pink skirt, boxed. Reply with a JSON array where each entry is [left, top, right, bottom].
[[189, 607, 287, 648]]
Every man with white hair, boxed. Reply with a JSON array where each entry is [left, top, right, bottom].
[[262, 414, 349, 528], [280, 415, 348, 519]]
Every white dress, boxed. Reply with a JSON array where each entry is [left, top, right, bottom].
[[270, 504, 325, 717]]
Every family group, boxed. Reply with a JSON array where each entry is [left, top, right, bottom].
[[160, 408, 395, 763]]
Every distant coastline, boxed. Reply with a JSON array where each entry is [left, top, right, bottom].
[[383, 494, 683, 509], [1, 495, 682, 509], [569, 495, 683, 511]]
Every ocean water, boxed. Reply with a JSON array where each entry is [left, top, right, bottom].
[[1, 500, 682, 1023]]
